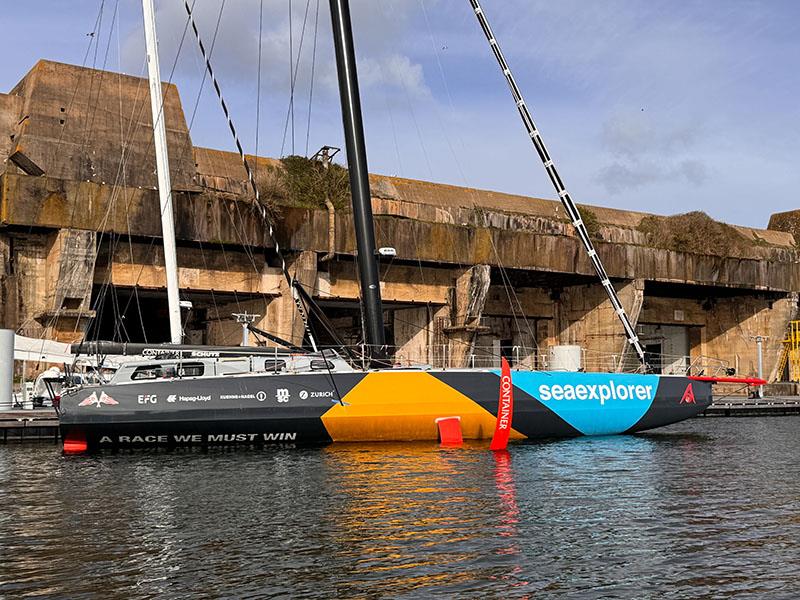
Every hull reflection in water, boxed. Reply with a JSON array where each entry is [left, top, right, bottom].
[[4, 418, 800, 597], [58, 369, 712, 450]]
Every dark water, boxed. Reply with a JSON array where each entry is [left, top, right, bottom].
[[1, 418, 799, 599]]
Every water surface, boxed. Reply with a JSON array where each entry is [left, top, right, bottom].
[[1, 417, 799, 598]]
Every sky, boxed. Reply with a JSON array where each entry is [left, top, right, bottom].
[[1, 0, 798, 228]]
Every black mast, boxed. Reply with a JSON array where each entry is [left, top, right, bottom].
[[329, 0, 386, 358]]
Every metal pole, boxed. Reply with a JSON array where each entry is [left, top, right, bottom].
[[0, 329, 14, 411], [329, 0, 386, 358], [756, 335, 764, 398], [232, 312, 260, 347], [142, 0, 182, 344], [468, 0, 648, 368]]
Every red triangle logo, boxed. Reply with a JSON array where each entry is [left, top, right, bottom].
[[680, 383, 696, 404]]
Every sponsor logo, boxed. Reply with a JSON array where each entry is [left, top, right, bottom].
[[537, 381, 654, 405], [300, 390, 335, 399], [680, 383, 696, 404], [174, 395, 211, 402], [220, 393, 256, 400], [167, 394, 177, 403], [98, 432, 298, 444], [78, 391, 119, 408], [141, 349, 221, 358], [276, 388, 290, 403], [137, 394, 158, 404], [497, 373, 512, 431], [256, 390, 267, 402]]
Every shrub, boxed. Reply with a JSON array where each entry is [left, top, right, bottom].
[[258, 155, 350, 210], [637, 211, 753, 257], [578, 206, 601, 240]]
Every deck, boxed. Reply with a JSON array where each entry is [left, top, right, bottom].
[[0, 409, 59, 442]]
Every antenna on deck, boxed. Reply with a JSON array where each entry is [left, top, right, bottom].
[[468, 0, 649, 369], [232, 312, 261, 347]]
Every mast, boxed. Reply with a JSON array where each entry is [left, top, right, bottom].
[[142, 0, 182, 344], [468, 0, 648, 368], [328, 0, 386, 357]]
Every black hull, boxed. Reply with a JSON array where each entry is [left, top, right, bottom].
[[58, 370, 712, 450]]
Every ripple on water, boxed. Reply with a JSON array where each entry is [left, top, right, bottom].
[[1, 417, 800, 598]]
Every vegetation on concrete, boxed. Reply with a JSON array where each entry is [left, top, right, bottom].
[[767, 211, 800, 248], [259, 155, 350, 210], [637, 211, 756, 257], [577, 206, 601, 239]]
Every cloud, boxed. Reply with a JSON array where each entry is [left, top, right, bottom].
[[600, 113, 699, 158], [121, 0, 428, 98], [597, 159, 708, 195], [594, 111, 708, 194], [358, 53, 428, 99]]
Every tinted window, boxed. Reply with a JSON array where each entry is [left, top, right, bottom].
[[310, 359, 334, 371], [131, 366, 164, 380], [178, 363, 205, 377]]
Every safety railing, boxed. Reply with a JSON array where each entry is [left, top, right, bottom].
[[342, 343, 731, 376]]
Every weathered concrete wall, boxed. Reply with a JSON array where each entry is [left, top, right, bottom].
[[1, 59, 798, 391], [552, 280, 643, 372], [0, 232, 12, 328], [0, 94, 22, 172], [0, 174, 271, 248], [270, 251, 317, 346], [640, 292, 798, 382], [6, 230, 95, 342], [95, 241, 282, 295], [6, 60, 197, 189], [282, 207, 799, 292]]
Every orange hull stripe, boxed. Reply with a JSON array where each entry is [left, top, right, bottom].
[[322, 372, 525, 442]]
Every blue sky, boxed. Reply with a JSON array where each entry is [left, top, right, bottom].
[[1, 0, 798, 227]]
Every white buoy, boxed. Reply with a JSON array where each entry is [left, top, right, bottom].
[[0, 329, 14, 411]]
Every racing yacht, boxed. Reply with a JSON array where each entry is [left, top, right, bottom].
[[57, 0, 736, 452]]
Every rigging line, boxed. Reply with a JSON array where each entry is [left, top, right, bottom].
[[65, 4, 128, 341], [196, 238, 221, 337], [378, 0, 470, 301], [44, 1, 106, 199], [83, 0, 119, 154], [133, 285, 149, 344], [183, 0, 318, 352], [384, 91, 404, 177], [417, 0, 538, 345], [468, 0, 647, 367], [255, 0, 264, 178], [379, 0, 433, 180], [52, 2, 121, 341], [116, 7, 139, 341], [183, 0, 224, 145], [86, 7, 189, 343], [91, 1, 106, 69], [417, 0, 468, 186], [85, 0, 192, 286], [89, 0, 195, 347], [49, 3, 120, 340], [289, 0, 293, 154], [143, 0, 266, 306], [304, 0, 320, 157], [280, 0, 313, 157], [102, 4, 241, 344]]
